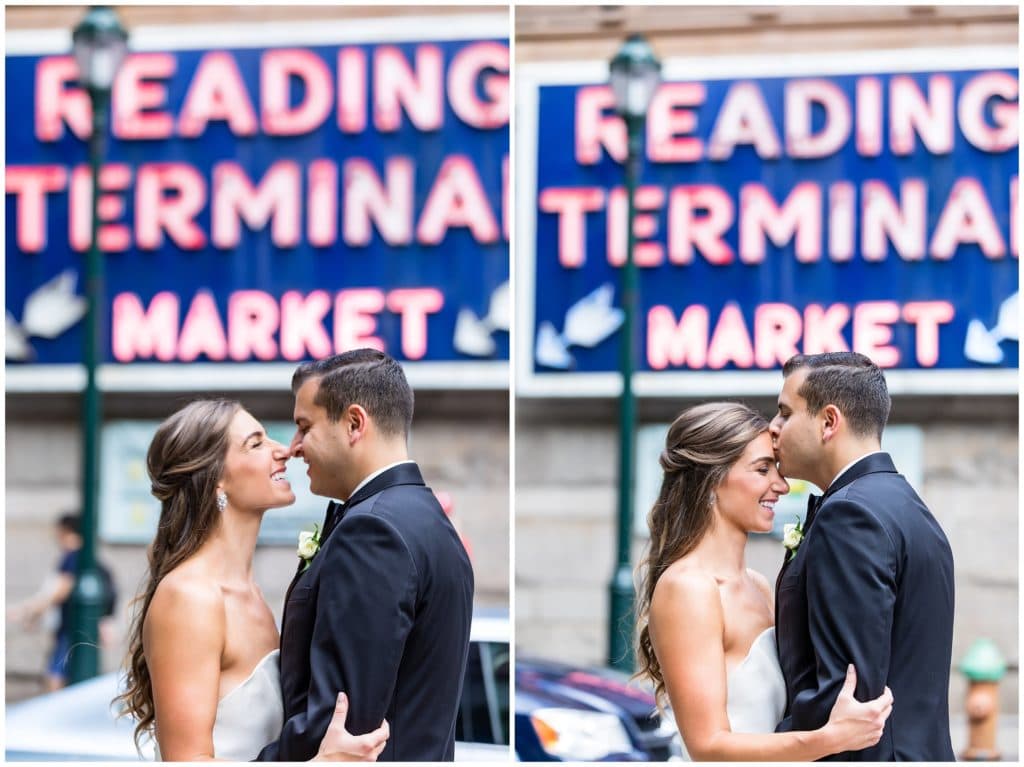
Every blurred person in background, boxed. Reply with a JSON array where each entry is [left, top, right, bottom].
[[7, 513, 117, 692], [635, 402, 893, 760]]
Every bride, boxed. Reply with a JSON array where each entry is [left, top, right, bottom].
[[635, 402, 893, 760], [117, 399, 389, 761]]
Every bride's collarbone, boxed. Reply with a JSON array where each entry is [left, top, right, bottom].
[[718, 587, 773, 667]]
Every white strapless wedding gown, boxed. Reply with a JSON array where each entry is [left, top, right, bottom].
[[155, 650, 284, 761], [677, 627, 787, 760]]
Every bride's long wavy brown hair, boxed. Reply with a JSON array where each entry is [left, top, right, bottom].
[[635, 402, 769, 708], [115, 399, 241, 748]]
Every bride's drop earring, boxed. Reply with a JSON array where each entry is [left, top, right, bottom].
[[217, 492, 228, 512]]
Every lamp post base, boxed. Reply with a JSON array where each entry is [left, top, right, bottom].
[[608, 565, 636, 671], [66, 568, 106, 684]]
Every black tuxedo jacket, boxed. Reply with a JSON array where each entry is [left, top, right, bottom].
[[256, 462, 474, 762], [775, 453, 955, 761]]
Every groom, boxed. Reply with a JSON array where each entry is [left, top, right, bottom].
[[256, 349, 475, 761], [770, 352, 955, 761]]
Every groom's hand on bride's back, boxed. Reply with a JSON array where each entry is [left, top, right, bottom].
[[315, 692, 390, 762]]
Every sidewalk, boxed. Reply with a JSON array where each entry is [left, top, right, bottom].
[[950, 714, 1018, 762]]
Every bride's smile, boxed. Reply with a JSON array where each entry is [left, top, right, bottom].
[[218, 410, 297, 513], [713, 431, 790, 535]]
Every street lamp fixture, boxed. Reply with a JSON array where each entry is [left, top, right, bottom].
[[606, 34, 661, 672], [609, 35, 662, 122], [67, 6, 128, 685], [73, 7, 128, 93]]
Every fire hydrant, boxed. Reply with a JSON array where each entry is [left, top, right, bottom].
[[959, 638, 1007, 761]]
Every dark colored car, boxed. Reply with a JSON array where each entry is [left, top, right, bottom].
[[515, 656, 680, 761]]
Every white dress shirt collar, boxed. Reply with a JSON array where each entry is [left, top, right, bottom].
[[828, 450, 884, 490], [344, 459, 416, 502]]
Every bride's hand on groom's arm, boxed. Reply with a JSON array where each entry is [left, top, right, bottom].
[[822, 665, 893, 753], [314, 692, 390, 762]]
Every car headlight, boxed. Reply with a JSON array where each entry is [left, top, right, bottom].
[[529, 707, 633, 761]]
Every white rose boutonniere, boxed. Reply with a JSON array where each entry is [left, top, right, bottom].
[[782, 518, 804, 561], [297, 524, 322, 571]]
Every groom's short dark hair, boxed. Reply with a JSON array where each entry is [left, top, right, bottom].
[[783, 352, 890, 439], [292, 349, 414, 438]]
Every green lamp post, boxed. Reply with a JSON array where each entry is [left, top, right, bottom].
[[66, 6, 128, 684], [606, 34, 661, 671]]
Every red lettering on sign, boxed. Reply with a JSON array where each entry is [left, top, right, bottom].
[[647, 304, 709, 370], [228, 290, 280, 361], [667, 185, 734, 265], [786, 79, 850, 159], [861, 179, 927, 261], [178, 291, 228, 362], [112, 292, 178, 362], [335, 289, 386, 352], [262, 49, 332, 136], [707, 303, 755, 369], [853, 301, 901, 367], [890, 74, 954, 156], [417, 155, 499, 244], [903, 301, 955, 366], [212, 161, 301, 248], [708, 82, 781, 161], [959, 71, 1018, 153], [307, 160, 338, 247], [448, 41, 509, 129], [374, 44, 443, 132], [607, 186, 665, 267], [343, 157, 414, 246], [930, 177, 1006, 259], [855, 76, 883, 157], [739, 182, 821, 264], [5, 165, 67, 252], [280, 290, 333, 361], [178, 52, 258, 138], [575, 86, 624, 165], [136, 163, 207, 250], [386, 288, 444, 360], [35, 56, 90, 141], [648, 82, 705, 163], [337, 47, 367, 133], [114, 53, 176, 140], [538, 187, 605, 268]]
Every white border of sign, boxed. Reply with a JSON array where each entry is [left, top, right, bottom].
[[5, 361, 509, 392], [516, 46, 1019, 398], [6, 13, 511, 54], [6, 13, 511, 394]]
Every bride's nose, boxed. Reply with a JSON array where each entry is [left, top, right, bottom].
[[772, 472, 790, 495], [271, 441, 290, 460]]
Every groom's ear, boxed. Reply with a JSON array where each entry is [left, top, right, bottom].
[[820, 404, 842, 442], [345, 404, 369, 444]]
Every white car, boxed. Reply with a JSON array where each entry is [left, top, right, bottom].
[[6, 611, 510, 761]]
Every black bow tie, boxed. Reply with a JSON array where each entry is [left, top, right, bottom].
[[804, 493, 822, 530], [321, 500, 345, 540]]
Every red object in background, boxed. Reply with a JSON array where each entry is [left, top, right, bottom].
[[434, 490, 472, 559]]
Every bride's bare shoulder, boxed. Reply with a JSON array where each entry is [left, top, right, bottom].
[[651, 560, 722, 616], [145, 562, 225, 638]]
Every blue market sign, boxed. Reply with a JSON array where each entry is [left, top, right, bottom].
[[522, 50, 1018, 391], [6, 30, 509, 376]]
